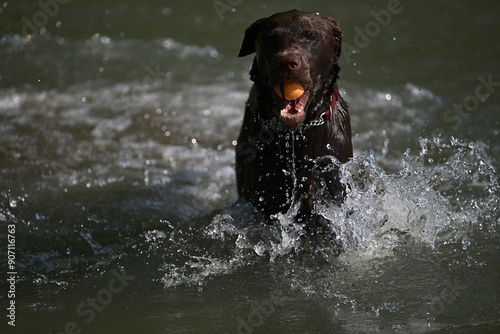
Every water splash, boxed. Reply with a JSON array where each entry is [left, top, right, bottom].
[[158, 137, 498, 287], [325, 137, 497, 258]]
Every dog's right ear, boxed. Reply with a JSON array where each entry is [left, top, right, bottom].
[[238, 18, 266, 57]]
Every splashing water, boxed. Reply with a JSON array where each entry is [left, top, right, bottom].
[[158, 136, 498, 288]]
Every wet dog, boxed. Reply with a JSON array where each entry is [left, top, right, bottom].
[[236, 10, 353, 221]]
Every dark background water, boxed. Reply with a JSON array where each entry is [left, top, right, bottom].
[[1, 1, 499, 333]]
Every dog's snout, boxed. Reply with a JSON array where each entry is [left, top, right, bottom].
[[278, 53, 301, 71]]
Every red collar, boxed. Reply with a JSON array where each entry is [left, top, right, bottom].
[[324, 86, 340, 121]]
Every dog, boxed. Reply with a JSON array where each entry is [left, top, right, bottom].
[[236, 10, 353, 222]]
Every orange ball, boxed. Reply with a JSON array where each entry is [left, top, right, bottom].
[[274, 81, 304, 101]]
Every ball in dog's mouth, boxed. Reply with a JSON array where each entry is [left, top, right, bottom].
[[274, 81, 304, 101], [273, 81, 309, 129]]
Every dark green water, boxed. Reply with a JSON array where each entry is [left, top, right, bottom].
[[1, 1, 499, 333]]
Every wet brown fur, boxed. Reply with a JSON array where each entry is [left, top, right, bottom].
[[236, 10, 353, 220]]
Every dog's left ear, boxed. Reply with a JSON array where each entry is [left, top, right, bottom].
[[325, 17, 343, 59], [238, 18, 267, 57]]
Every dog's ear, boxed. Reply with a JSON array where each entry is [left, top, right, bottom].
[[238, 18, 267, 57], [325, 17, 343, 59]]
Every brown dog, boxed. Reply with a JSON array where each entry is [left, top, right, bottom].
[[236, 10, 353, 221]]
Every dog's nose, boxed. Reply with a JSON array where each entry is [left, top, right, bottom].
[[278, 53, 301, 71]]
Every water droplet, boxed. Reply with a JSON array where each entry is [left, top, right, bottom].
[[35, 212, 48, 220], [162, 7, 172, 16]]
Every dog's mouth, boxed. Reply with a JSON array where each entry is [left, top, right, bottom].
[[273, 83, 310, 129]]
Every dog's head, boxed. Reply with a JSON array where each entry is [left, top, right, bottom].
[[239, 10, 343, 129]]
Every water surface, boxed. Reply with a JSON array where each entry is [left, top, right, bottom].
[[0, 1, 499, 333]]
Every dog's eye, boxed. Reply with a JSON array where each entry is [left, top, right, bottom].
[[262, 33, 280, 44], [301, 31, 320, 43], [261, 33, 284, 54]]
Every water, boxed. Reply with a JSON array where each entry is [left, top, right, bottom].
[[1, 1, 499, 333]]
